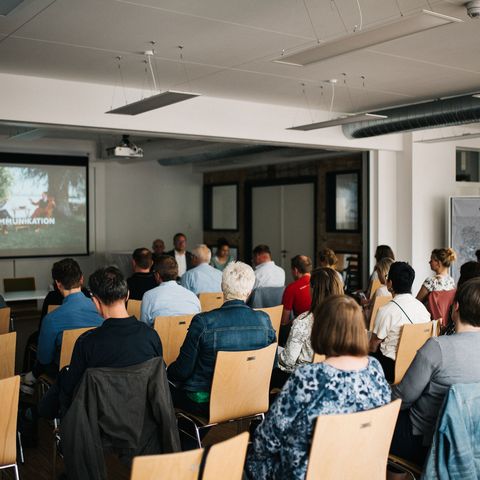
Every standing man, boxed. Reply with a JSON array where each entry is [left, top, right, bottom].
[[181, 244, 222, 295], [166, 233, 194, 278], [252, 244, 285, 288], [127, 247, 157, 300], [281, 255, 312, 326]]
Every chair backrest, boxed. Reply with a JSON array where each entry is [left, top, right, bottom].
[[0, 375, 20, 467], [129, 432, 249, 480], [255, 305, 283, 342], [368, 295, 392, 331], [305, 399, 401, 480], [127, 299, 142, 319], [130, 448, 202, 480], [369, 278, 382, 299], [153, 315, 194, 366], [0, 307, 11, 335], [199, 292, 224, 312], [59, 327, 95, 369], [394, 322, 434, 385], [427, 289, 456, 327], [47, 304, 61, 314], [209, 343, 277, 424], [3, 276, 35, 292], [0, 332, 16, 380], [312, 353, 326, 363]]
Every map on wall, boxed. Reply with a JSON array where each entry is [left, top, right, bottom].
[[450, 197, 480, 282]]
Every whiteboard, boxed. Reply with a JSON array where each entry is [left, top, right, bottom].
[[449, 197, 480, 282]]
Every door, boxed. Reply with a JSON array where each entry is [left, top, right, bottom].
[[251, 183, 314, 270]]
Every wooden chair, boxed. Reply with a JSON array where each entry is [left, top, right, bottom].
[[47, 304, 61, 314], [3, 277, 35, 292], [312, 353, 326, 363], [0, 307, 11, 335], [305, 399, 401, 480], [0, 332, 16, 380], [199, 292, 224, 312], [59, 327, 95, 369], [127, 299, 142, 319], [130, 432, 249, 480], [153, 315, 194, 366], [177, 343, 277, 447], [369, 278, 382, 299], [368, 295, 392, 331], [393, 322, 434, 385], [255, 305, 283, 341], [0, 375, 20, 480]]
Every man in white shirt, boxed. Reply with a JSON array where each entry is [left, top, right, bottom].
[[252, 244, 285, 288], [140, 255, 201, 327], [165, 233, 194, 277], [181, 244, 222, 295], [369, 261, 431, 382]]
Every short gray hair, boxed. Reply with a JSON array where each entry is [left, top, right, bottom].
[[192, 244, 211, 264], [222, 261, 255, 301]]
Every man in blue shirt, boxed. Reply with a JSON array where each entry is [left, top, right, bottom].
[[180, 244, 222, 295], [141, 255, 201, 327], [32, 258, 103, 379]]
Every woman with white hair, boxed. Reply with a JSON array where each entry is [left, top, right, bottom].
[[168, 261, 277, 416]]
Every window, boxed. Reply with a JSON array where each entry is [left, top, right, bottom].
[[456, 149, 480, 182]]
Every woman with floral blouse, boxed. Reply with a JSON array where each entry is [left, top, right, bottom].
[[246, 295, 391, 480]]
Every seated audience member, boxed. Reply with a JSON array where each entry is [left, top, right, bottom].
[[141, 256, 201, 327], [0, 293, 6, 308], [281, 255, 312, 327], [40, 266, 164, 417], [168, 262, 276, 417], [126, 247, 157, 301], [210, 237, 235, 271], [181, 244, 222, 295], [253, 244, 285, 288], [443, 261, 480, 335], [165, 233, 194, 277], [476, 249, 480, 263], [317, 248, 344, 285], [367, 245, 395, 298], [272, 267, 344, 388], [246, 295, 391, 480], [369, 262, 431, 382], [389, 278, 480, 473], [151, 238, 165, 263], [416, 248, 456, 303], [31, 258, 103, 380], [371, 257, 394, 300]]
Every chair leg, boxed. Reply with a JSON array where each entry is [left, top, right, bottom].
[[17, 432, 24, 464], [14, 464, 20, 480]]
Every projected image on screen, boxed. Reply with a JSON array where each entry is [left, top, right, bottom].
[[0, 154, 88, 258]]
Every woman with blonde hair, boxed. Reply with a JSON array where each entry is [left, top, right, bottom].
[[416, 248, 456, 303], [246, 295, 391, 480], [318, 248, 344, 285], [373, 257, 394, 299]]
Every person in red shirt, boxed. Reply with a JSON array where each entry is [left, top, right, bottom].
[[281, 255, 312, 327]]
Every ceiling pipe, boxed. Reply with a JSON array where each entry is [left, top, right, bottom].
[[342, 93, 480, 138]]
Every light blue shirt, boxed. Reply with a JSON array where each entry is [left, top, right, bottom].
[[140, 280, 201, 327], [180, 262, 223, 295]]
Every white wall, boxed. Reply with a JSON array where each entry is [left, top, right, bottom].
[[103, 160, 203, 252]]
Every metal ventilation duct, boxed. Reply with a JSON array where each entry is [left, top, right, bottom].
[[342, 94, 480, 138]]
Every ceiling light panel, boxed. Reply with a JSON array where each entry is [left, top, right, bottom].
[[275, 10, 462, 66], [106, 91, 200, 115], [0, 0, 24, 16]]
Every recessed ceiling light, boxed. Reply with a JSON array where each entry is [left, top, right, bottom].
[[106, 90, 200, 115], [288, 113, 388, 131], [275, 10, 462, 66], [0, 0, 25, 16]]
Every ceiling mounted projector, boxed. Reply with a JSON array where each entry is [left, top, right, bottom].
[[466, 1, 480, 18], [106, 135, 143, 158]]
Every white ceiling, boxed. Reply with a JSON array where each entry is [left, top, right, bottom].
[[0, 0, 477, 113]]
